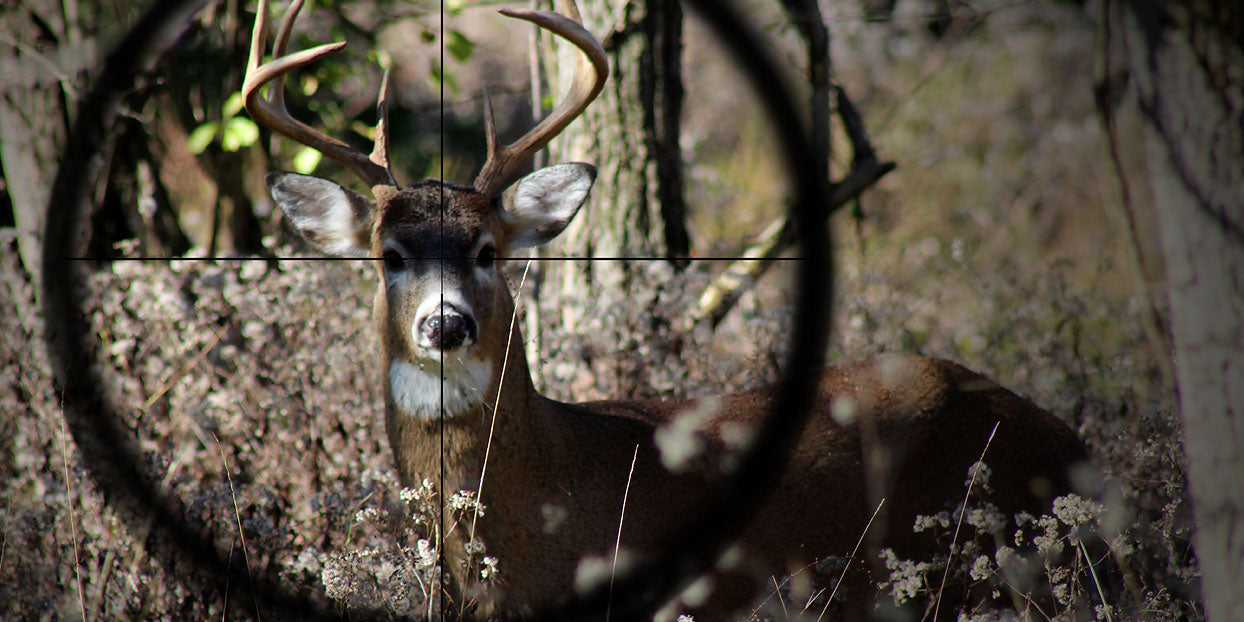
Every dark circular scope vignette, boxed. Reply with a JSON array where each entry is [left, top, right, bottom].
[[41, 0, 831, 619]]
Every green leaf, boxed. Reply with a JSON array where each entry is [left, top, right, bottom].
[[187, 122, 218, 154], [229, 117, 259, 145], [292, 146, 322, 174], [221, 117, 259, 152], [350, 120, 376, 140], [427, 63, 443, 91], [223, 91, 245, 118], [445, 0, 465, 16], [446, 29, 474, 63]]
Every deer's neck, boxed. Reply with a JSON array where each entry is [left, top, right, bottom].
[[387, 356, 493, 420], [382, 299, 543, 490]]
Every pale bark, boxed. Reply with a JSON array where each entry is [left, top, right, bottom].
[[0, 1, 78, 291], [1117, 2, 1244, 617], [531, 0, 687, 399], [549, 0, 686, 270]]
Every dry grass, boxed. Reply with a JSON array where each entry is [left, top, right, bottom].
[[1, 1, 1196, 619]]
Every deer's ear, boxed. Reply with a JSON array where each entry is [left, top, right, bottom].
[[501, 163, 595, 248], [267, 172, 374, 257]]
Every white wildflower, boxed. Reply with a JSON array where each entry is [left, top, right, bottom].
[[877, 548, 935, 605], [1052, 494, 1102, 527], [416, 538, 437, 570], [449, 490, 485, 516], [969, 555, 993, 581], [913, 511, 951, 532], [1109, 533, 1135, 557], [1047, 566, 1073, 606], [1033, 515, 1064, 558], [965, 461, 993, 492], [965, 503, 1006, 535], [480, 556, 500, 581]]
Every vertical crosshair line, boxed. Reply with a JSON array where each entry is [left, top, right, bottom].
[[437, 1, 447, 619]]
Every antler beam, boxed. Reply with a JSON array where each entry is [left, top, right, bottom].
[[472, 7, 608, 197], [243, 0, 396, 193]]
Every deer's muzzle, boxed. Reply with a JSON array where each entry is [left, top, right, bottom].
[[416, 304, 478, 352]]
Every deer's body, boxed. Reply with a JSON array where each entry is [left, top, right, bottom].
[[386, 326, 1086, 615], [245, 1, 1088, 617]]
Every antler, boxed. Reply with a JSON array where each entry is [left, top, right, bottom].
[[472, 2, 608, 197], [243, 0, 397, 194]]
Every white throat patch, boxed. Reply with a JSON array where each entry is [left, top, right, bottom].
[[389, 357, 492, 420]]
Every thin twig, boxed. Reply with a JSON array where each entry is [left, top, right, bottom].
[[222, 539, 234, 622], [58, 408, 87, 622], [750, 562, 815, 616], [994, 576, 1051, 620], [214, 433, 261, 621], [932, 421, 1000, 619], [818, 497, 886, 621], [0, 500, 7, 581], [693, 156, 894, 328], [693, 82, 894, 328], [143, 323, 228, 409], [801, 587, 827, 614], [1079, 539, 1113, 622], [772, 575, 790, 618], [470, 261, 533, 545], [606, 444, 640, 622], [90, 545, 118, 617], [342, 489, 377, 547]]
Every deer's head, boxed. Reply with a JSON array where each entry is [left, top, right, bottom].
[[244, 0, 606, 418]]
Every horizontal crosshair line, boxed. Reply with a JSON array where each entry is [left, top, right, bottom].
[[68, 256, 808, 262]]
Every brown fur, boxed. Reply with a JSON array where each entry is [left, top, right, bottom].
[[279, 175, 1089, 619], [387, 337, 1087, 618]]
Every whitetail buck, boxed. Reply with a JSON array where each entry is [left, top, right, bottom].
[[245, 0, 1089, 618]]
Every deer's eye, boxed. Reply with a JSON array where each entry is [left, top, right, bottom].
[[383, 249, 405, 272], [476, 244, 497, 268]]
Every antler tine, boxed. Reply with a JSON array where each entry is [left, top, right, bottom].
[[370, 69, 394, 179], [472, 4, 608, 197], [244, 0, 397, 193]]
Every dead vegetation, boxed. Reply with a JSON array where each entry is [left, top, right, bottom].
[[0, 0, 1198, 619]]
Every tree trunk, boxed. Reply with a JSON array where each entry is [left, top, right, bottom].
[[550, 0, 687, 267], [0, 1, 78, 290], [533, 0, 688, 400], [1117, 2, 1244, 618]]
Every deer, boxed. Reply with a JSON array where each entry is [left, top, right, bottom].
[[244, 0, 1090, 619]]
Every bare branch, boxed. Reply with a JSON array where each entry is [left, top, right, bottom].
[[693, 84, 895, 329], [693, 156, 894, 329]]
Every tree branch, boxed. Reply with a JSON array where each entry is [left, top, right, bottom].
[[693, 84, 895, 329], [693, 155, 894, 329]]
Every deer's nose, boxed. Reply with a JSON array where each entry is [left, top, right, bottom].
[[418, 309, 477, 351]]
